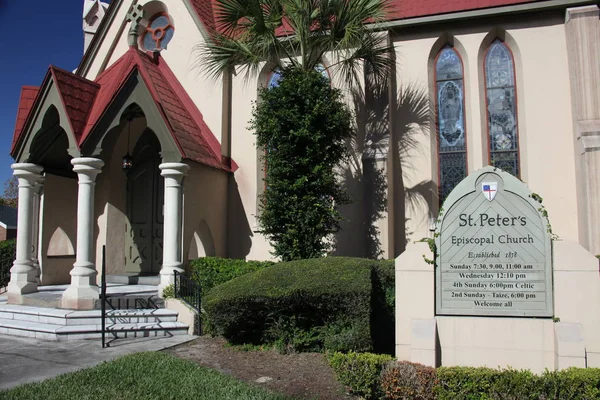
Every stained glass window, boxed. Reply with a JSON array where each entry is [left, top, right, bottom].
[[141, 14, 174, 52], [436, 46, 467, 203], [267, 64, 329, 89], [485, 39, 519, 177]]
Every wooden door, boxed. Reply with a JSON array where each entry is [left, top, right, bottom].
[[125, 133, 164, 275]]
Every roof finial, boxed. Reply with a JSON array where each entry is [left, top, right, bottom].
[[127, 2, 143, 48]]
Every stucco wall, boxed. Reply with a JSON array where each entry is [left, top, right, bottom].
[[40, 174, 78, 285], [391, 14, 577, 246], [85, 0, 224, 147], [182, 162, 229, 266], [82, 4, 584, 261]]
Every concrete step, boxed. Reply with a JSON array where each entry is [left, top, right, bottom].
[[0, 305, 178, 326], [106, 275, 160, 286], [0, 317, 189, 341]]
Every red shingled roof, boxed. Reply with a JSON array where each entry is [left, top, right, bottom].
[[50, 66, 100, 143], [189, 0, 539, 35], [13, 48, 231, 172], [13, 86, 39, 150]]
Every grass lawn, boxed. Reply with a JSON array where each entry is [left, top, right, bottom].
[[0, 352, 291, 400]]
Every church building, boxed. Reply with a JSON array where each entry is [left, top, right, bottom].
[[8, 0, 600, 309]]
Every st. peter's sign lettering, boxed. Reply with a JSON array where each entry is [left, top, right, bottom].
[[435, 166, 553, 317]]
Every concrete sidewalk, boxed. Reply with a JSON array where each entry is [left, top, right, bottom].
[[0, 334, 195, 390]]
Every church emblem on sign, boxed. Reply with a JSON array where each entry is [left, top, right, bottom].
[[482, 182, 498, 201]]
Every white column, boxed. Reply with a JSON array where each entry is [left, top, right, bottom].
[[158, 162, 189, 296], [7, 163, 43, 301], [31, 177, 44, 285], [61, 157, 104, 310]]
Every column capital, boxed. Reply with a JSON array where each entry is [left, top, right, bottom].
[[160, 162, 190, 182], [72, 157, 104, 181], [11, 163, 43, 184]]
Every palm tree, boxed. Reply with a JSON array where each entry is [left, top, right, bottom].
[[199, 0, 394, 86]]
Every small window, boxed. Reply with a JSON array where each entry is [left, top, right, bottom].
[[435, 46, 468, 203], [141, 13, 174, 52], [484, 39, 520, 177]]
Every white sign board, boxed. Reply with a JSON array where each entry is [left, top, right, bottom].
[[435, 166, 553, 317]]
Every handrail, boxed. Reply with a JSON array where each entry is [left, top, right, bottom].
[[101, 245, 107, 348], [174, 270, 202, 335]]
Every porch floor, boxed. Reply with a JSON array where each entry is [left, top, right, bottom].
[[0, 283, 159, 309]]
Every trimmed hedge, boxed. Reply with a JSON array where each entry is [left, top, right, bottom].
[[0, 239, 16, 288], [436, 366, 600, 399], [327, 354, 600, 400], [328, 351, 393, 399], [381, 361, 437, 400], [189, 257, 274, 294], [204, 257, 394, 353]]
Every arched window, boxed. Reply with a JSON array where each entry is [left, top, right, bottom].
[[484, 39, 519, 177], [435, 46, 467, 203]]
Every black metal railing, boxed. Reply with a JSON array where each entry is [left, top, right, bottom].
[[174, 270, 202, 335], [101, 245, 108, 348]]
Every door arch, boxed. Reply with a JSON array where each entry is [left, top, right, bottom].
[[125, 130, 164, 274]]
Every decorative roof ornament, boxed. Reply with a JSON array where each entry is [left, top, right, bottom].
[[127, 3, 144, 47]]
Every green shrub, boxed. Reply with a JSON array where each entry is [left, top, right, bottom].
[[435, 366, 600, 399], [328, 351, 393, 399], [0, 239, 16, 288], [161, 284, 174, 299], [540, 367, 600, 399], [189, 257, 274, 294], [204, 257, 375, 353], [381, 361, 437, 400]]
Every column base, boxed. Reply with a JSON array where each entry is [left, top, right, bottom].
[[61, 285, 99, 310], [7, 264, 38, 296], [158, 264, 184, 298]]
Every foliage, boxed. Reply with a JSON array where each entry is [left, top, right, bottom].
[[435, 366, 600, 400], [199, 0, 394, 86], [381, 361, 437, 400], [200, 0, 396, 261], [0, 239, 16, 289], [161, 284, 174, 299], [189, 257, 274, 294], [204, 257, 395, 353], [0, 176, 18, 208], [251, 67, 352, 260], [328, 351, 393, 399], [0, 352, 289, 400]]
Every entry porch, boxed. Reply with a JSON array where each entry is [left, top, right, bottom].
[[8, 49, 231, 309]]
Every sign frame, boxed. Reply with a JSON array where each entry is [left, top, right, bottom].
[[434, 166, 554, 318]]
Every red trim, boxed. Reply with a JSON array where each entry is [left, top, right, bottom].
[[13, 48, 235, 172], [143, 12, 175, 52], [433, 45, 469, 205], [483, 39, 521, 179], [191, 0, 539, 38]]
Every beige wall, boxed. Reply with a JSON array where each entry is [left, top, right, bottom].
[[86, 0, 224, 147], [182, 162, 229, 267], [390, 15, 579, 249], [80, 2, 590, 261], [40, 174, 78, 285]]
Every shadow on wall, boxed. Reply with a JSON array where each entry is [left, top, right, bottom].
[[333, 73, 436, 259], [226, 175, 253, 259]]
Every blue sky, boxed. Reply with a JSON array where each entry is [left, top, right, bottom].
[[0, 1, 97, 187]]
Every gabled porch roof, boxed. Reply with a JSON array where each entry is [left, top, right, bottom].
[[12, 47, 234, 172]]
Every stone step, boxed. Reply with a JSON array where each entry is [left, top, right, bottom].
[[105, 275, 160, 286], [0, 317, 189, 341], [0, 305, 178, 326]]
